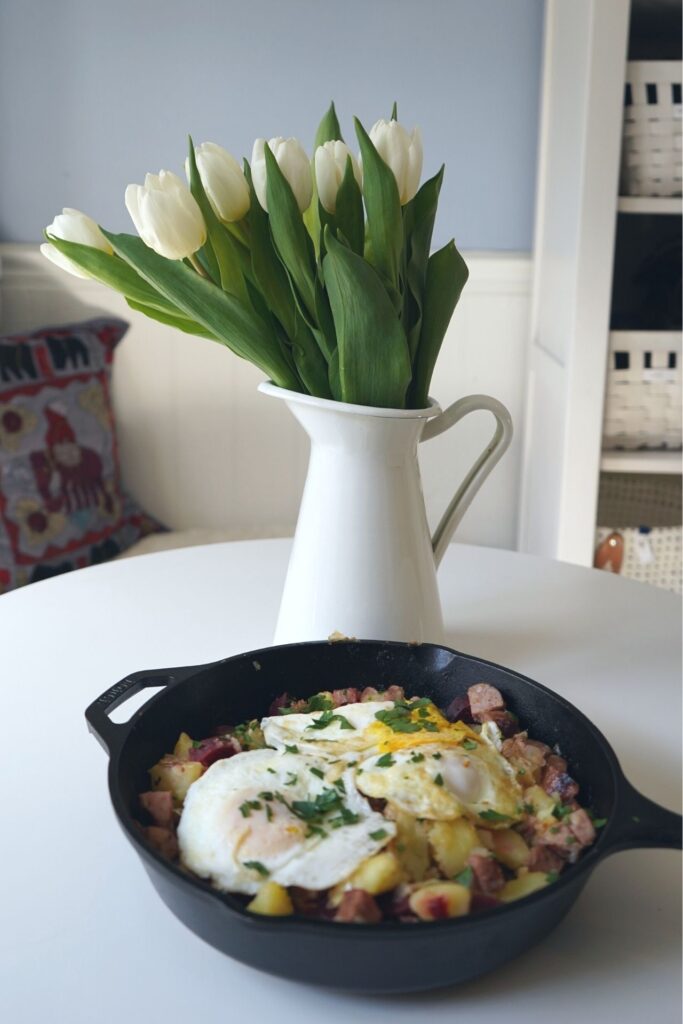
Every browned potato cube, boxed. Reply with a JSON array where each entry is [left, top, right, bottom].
[[409, 881, 471, 920]]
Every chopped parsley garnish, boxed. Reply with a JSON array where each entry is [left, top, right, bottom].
[[305, 824, 327, 839], [306, 710, 355, 731], [565, 836, 577, 845], [523, 802, 535, 815], [265, 805, 273, 822], [374, 698, 435, 735], [479, 809, 511, 823], [517, 768, 526, 776], [307, 694, 334, 712], [410, 752, 425, 763], [375, 753, 395, 768], [592, 817, 607, 829], [309, 766, 325, 780], [432, 752, 442, 760], [191, 740, 202, 748], [462, 739, 478, 751], [239, 799, 262, 818], [549, 826, 560, 834], [553, 803, 573, 820], [243, 860, 269, 877], [370, 828, 389, 841], [284, 744, 299, 754], [267, 767, 276, 774], [332, 778, 346, 792], [546, 871, 559, 883], [284, 772, 298, 786], [434, 773, 444, 786], [453, 866, 473, 887], [258, 791, 274, 801]]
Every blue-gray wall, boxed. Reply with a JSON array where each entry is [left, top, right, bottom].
[[0, 0, 544, 250]]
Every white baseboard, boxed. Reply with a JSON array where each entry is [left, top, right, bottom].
[[0, 244, 531, 549]]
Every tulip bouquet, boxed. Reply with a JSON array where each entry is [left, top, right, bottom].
[[42, 104, 468, 410]]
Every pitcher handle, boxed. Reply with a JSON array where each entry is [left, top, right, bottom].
[[420, 395, 513, 566]]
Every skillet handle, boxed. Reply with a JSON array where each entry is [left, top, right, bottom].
[[85, 666, 199, 756], [602, 779, 682, 854]]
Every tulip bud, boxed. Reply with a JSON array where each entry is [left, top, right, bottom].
[[125, 170, 206, 260], [368, 119, 423, 205], [251, 137, 313, 213], [314, 141, 362, 214], [186, 142, 250, 223], [40, 208, 112, 279]]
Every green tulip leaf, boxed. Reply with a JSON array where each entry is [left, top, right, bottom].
[[291, 311, 332, 398], [264, 144, 317, 321], [45, 234, 190, 317], [390, 101, 398, 121], [101, 230, 301, 391], [125, 299, 217, 339], [187, 136, 248, 302], [410, 240, 469, 408], [314, 101, 343, 147], [335, 156, 364, 257], [354, 116, 403, 304], [403, 164, 444, 362], [245, 163, 297, 339], [322, 226, 411, 408]]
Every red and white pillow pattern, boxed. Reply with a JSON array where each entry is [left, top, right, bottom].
[[0, 317, 160, 594]]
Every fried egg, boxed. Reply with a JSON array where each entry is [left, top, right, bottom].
[[355, 737, 523, 825], [177, 748, 395, 895], [261, 701, 395, 759]]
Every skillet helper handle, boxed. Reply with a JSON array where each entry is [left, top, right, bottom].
[[604, 779, 682, 853], [85, 666, 198, 756], [421, 394, 513, 567]]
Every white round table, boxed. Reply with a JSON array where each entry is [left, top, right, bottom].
[[2, 540, 680, 1023]]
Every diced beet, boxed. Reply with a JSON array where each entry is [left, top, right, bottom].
[[444, 693, 473, 723], [267, 692, 290, 716], [470, 892, 501, 913], [188, 735, 241, 767], [542, 755, 580, 801]]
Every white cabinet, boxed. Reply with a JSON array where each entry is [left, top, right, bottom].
[[518, 0, 681, 567]]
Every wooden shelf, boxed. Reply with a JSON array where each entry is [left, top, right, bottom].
[[617, 196, 683, 215], [600, 450, 682, 474]]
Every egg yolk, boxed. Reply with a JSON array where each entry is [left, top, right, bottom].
[[367, 702, 481, 754]]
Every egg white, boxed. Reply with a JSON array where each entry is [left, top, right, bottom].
[[355, 742, 523, 824], [177, 747, 395, 895], [261, 701, 395, 760]]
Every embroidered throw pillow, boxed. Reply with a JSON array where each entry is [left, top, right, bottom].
[[0, 317, 160, 593]]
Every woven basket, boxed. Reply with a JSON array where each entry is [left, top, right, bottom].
[[603, 331, 682, 450], [595, 472, 682, 594], [621, 61, 682, 197]]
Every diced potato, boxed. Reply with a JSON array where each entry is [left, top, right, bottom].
[[149, 756, 203, 803], [389, 807, 431, 881], [500, 871, 549, 903], [428, 818, 479, 877], [489, 828, 530, 870], [247, 881, 294, 916], [409, 881, 471, 920], [348, 851, 404, 895], [524, 785, 557, 822], [476, 828, 495, 851], [173, 732, 194, 760]]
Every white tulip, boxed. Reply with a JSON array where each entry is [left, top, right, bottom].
[[314, 141, 362, 214], [125, 170, 206, 260], [251, 137, 313, 213], [369, 119, 423, 205], [41, 207, 112, 279], [186, 142, 250, 223]]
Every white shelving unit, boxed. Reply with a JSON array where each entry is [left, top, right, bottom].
[[617, 195, 682, 214], [600, 450, 683, 474]]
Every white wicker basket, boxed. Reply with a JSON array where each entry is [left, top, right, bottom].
[[596, 473, 682, 594], [621, 61, 682, 197], [603, 331, 682, 450]]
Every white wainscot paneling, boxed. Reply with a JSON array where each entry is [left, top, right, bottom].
[[0, 245, 530, 549]]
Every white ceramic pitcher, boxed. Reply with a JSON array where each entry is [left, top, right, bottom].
[[259, 382, 513, 645]]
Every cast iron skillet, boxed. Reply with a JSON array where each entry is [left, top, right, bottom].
[[85, 640, 681, 994]]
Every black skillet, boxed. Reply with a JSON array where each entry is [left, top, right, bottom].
[[85, 640, 681, 994]]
